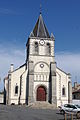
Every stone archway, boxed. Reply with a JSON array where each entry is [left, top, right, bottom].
[[36, 86, 46, 101]]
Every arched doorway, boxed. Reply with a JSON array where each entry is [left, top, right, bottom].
[[37, 86, 46, 101]]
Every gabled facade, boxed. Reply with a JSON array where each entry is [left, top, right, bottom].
[[4, 13, 72, 107]]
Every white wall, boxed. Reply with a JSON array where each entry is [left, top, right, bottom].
[[10, 65, 26, 104], [0, 94, 4, 103], [20, 69, 28, 104], [56, 68, 71, 107]]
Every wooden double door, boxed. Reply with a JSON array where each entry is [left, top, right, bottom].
[[37, 86, 46, 101]]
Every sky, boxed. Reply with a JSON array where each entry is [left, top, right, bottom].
[[0, 0, 80, 90]]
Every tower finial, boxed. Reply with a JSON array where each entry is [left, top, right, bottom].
[[40, 4, 42, 14]]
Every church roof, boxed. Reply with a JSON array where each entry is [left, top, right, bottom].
[[30, 13, 50, 38]]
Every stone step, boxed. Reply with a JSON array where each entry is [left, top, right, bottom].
[[28, 102, 57, 109]]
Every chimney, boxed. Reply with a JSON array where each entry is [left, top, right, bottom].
[[10, 64, 14, 72], [74, 82, 77, 88]]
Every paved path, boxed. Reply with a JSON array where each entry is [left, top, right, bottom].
[[0, 105, 64, 120]]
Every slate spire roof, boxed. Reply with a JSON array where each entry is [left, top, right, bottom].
[[30, 13, 50, 38]]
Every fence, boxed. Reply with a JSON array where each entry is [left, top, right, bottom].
[[64, 112, 79, 120]]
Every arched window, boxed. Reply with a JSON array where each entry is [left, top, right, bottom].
[[62, 87, 65, 96], [34, 42, 38, 54], [15, 85, 18, 94], [46, 43, 51, 55]]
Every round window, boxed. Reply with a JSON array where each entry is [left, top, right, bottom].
[[40, 64, 44, 68]]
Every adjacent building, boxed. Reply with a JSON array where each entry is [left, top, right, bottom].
[[72, 82, 80, 100]]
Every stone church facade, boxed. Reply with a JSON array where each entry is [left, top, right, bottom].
[[4, 13, 72, 107]]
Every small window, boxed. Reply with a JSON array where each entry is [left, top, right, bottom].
[[34, 42, 38, 54], [70, 105, 77, 109], [15, 85, 18, 94], [46, 43, 51, 55], [73, 95, 76, 99], [62, 87, 65, 96], [64, 104, 70, 108], [64, 104, 68, 107]]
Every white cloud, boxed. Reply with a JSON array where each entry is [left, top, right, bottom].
[[0, 48, 25, 91], [55, 52, 80, 85], [0, 48, 80, 90], [0, 8, 20, 15]]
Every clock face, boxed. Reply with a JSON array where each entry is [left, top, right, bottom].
[[40, 40, 45, 45]]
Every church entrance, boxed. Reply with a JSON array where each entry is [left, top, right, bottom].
[[37, 86, 46, 101]]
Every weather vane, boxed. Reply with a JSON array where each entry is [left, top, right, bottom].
[[40, 4, 42, 14]]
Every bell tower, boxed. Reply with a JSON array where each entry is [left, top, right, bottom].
[[26, 13, 55, 58], [26, 13, 57, 105]]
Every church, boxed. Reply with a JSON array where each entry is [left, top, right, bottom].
[[4, 13, 72, 107]]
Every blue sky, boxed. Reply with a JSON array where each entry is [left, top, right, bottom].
[[0, 0, 80, 90]]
